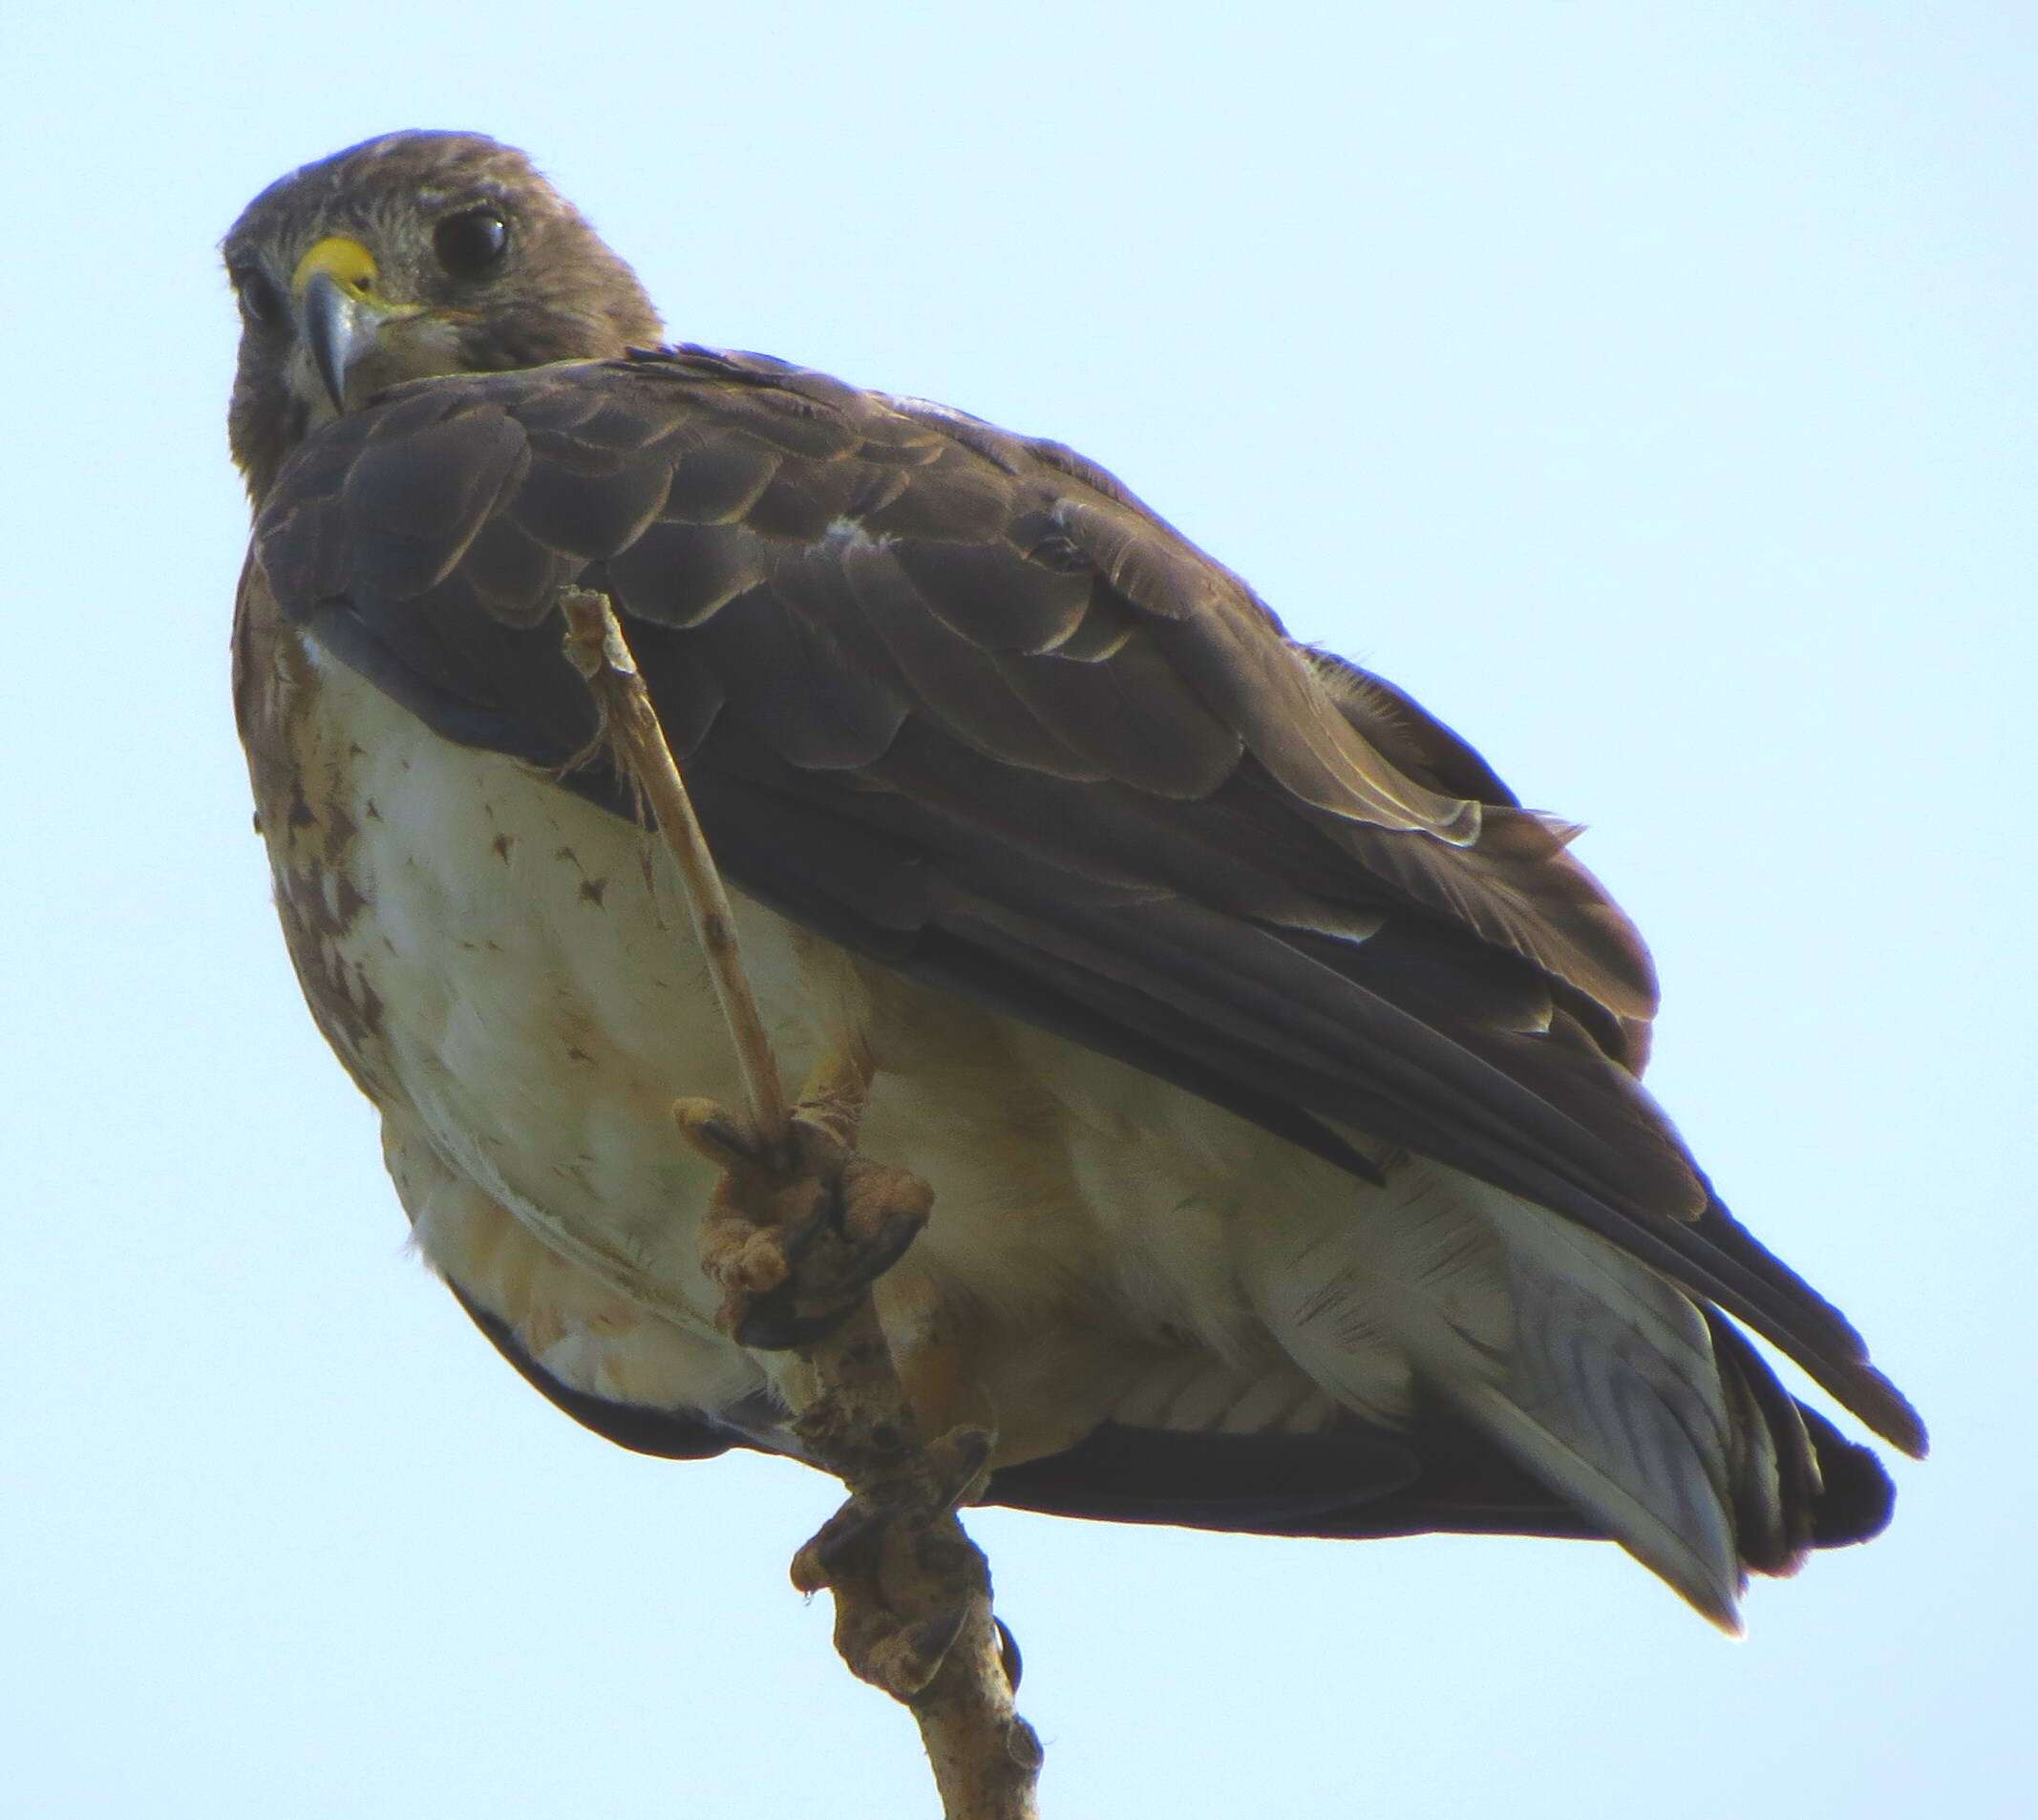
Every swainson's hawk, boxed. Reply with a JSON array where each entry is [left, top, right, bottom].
[[224, 131, 1922, 1629]]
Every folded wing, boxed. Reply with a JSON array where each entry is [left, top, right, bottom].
[[252, 348, 1923, 1466]]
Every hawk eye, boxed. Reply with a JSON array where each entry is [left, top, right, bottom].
[[434, 208, 509, 279], [231, 265, 287, 329]]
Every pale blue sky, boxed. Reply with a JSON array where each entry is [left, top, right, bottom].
[[4, 5, 2031, 1816]]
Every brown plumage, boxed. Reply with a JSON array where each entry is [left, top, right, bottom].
[[225, 131, 1921, 1627]]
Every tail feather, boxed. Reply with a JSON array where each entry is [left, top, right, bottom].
[[1708, 1310, 1816, 1572], [1479, 1196, 1743, 1625], [1262, 1158, 1886, 1625]]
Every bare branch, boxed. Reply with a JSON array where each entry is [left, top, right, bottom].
[[560, 586, 790, 1155], [560, 585, 1044, 1819]]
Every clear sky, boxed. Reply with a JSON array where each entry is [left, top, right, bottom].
[[3, 5, 2031, 1815]]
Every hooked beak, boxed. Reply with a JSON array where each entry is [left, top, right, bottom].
[[300, 268, 378, 411], [290, 235, 423, 413]]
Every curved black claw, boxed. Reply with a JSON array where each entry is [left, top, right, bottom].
[[994, 1616, 1023, 1692]]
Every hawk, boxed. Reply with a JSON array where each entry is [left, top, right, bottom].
[[224, 130, 1921, 1629]]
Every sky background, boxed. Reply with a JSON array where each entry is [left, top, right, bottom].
[[3, 4, 2031, 1815]]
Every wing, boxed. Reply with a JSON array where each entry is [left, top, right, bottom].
[[251, 347, 1922, 1456]]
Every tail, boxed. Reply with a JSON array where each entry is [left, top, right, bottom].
[[1261, 1158, 1892, 1626]]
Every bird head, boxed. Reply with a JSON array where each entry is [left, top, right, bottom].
[[222, 131, 664, 502]]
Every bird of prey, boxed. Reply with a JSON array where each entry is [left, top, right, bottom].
[[224, 130, 1922, 1629]]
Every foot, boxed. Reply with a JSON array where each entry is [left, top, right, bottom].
[[676, 1097, 932, 1349], [787, 1424, 999, 1700]]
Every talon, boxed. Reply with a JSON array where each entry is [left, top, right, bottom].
[[790, 1496, 885, 1593], [994, 1617, 1023, 1692], [923, 1426, 995, 1513], [876, 1604, 970, 1698], [672, 1096, 763, 1168]]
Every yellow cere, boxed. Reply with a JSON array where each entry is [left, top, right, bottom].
[[291, 235, 379, 299]]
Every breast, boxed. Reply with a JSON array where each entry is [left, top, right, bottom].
[[243, 616, 784, 1323]]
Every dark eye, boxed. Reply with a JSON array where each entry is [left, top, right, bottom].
[[434, 208, 509, 279], [231, 265, 287, 329]]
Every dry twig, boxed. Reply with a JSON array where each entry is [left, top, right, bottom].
[[560, 585, 1044, 1820], [560, 589, 790, 1155]]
